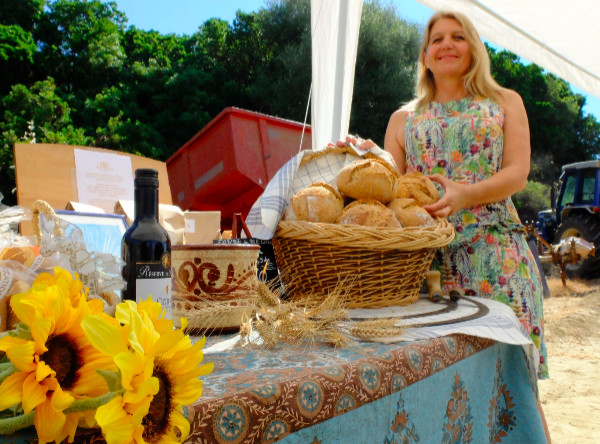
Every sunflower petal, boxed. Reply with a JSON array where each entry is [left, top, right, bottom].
[[8, 294, 39, 326], [0, 371, 27, 411], [81, 409, 98, 427], [114, 351, 145, 392], [132, 424, 145, 444], [172, 377, 204, 405], [73, 365, 110, 396], [35, 357, 56, 382], [167, 340, 207, 374], [81, 314, 128, 356], [115, 300, 137, 325], [30, 316, 53, 354], [179, 317, 189, 330], [55, 412, 80, 444], [22, 372, 49, 414], [123, 375, 159, 406], [170, 409, 191, 443], [96, 396, 135, 444], [0, 335, 28, 351], [153, 328, 186, 356], [127, 309, 158, 356], [51, 383, 75, 411], [87, 298, 105, 314], [6, 340, 36, 372], [128, 396, 152, 426], [173, 362, 214, 386], [34, 398, 67, 444]]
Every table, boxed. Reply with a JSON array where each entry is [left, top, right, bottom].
[[185, 297, 546, 443]]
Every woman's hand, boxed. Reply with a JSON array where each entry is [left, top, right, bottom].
[[328, 135, 376, 151], [423, 174, 471, 217]]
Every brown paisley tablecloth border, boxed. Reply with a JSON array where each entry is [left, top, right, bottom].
[[186, 334, 494, 444]]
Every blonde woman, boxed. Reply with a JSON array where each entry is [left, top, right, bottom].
[[387, 8, 547, 375], [345, 9, 551, 440]]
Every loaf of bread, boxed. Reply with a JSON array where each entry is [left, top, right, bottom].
[[336, 199, 402, 228], [285, 182, 344, 223], [396, 171, 439, 206], [387, 198, 435, 227], [336, 158, 399, 203]]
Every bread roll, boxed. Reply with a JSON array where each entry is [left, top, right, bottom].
[[396, 171, 439, 206], [282, 204, 298, 221], [336, 158, 399, 203], [287, 182, 344, 223], [387, 198, 435, 227], [336, 199, 402, 228]]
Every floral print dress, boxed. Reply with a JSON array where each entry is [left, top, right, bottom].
[[405, 96, 548, 378]]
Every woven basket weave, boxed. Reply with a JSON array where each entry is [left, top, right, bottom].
[[272, 219, 455, 308]]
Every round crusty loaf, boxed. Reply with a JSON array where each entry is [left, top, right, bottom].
[[336, 158, 399, 203], [396, 171, 439, 206], [387, 198, 435, 227], [286, 182, 344, 223], [336, 199, 402, 228]]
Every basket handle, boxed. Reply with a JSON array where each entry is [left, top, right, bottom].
[[31, 200, 63, 244]]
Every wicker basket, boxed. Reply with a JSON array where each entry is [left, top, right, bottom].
[[272, 219, 455, 308]]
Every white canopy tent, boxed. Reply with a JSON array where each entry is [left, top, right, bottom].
[[310, 0, 362, 150], [309, 0, 600, 151]]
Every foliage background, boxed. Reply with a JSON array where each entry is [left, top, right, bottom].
[[1, 0, 599, 219]]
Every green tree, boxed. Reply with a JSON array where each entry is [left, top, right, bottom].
[[0, 77, 91, 203], [350, 0, 420, 145], [248, 0, 312, 120], [489, 48, 595, 182], [513, 180, 552, 223], [35, 0, 126, 95], [0, 25, 37, 92], [0, 0, 44, 30]]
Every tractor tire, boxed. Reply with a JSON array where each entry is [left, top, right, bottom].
[[555, 212, 600, 279]]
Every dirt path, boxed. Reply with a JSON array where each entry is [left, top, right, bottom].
[[538, 277, 600, 443]]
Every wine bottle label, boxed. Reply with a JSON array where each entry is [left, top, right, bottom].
[[135, 252, 172, 319]]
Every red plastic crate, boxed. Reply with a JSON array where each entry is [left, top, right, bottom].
[[166, 107, 312, 229]]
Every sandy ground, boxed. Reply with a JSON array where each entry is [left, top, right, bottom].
[[538, 276, 600, 444]]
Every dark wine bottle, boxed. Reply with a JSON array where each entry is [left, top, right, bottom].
[[121, 168, 172, 318]]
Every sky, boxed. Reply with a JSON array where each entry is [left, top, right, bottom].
[[103, 0, 600, 121]]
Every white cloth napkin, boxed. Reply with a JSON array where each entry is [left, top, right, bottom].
[[245, 145, 398, 240]]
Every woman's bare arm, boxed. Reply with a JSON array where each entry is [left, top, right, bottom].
[[384, 109, 408, 174]]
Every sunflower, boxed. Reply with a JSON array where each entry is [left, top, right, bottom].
[[0, 267, 114, 443], [82, 297, 213, 443]]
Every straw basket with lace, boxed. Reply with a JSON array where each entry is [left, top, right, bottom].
[[272, 218, 455, 309]]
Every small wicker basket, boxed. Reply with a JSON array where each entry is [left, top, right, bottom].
[[272, 219, 455, 308]]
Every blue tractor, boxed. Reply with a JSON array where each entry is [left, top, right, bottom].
[[536, 160, 600, 278]]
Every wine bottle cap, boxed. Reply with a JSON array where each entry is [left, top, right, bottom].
[[135, 168, 159, 188]]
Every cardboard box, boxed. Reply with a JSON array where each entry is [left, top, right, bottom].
[[113, 200, 186, 245], [65, 202, 105, 213], [183, 211, 221, 245]]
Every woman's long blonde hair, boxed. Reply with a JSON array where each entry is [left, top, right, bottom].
[[414, 10, 503, 110]]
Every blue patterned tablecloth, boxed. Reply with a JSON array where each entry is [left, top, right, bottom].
[[186, 334, 546, 443]]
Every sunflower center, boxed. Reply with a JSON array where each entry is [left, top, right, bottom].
[[143, 360, 174, 442], [40, 334, 81, 389]]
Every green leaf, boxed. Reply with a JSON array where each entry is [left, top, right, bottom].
[[15, 322, 32, 341], [0, 362, 17, 384], [96, 369, 122, 392], [0, 411, 34, 435], [64, 391, 122, 415]]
